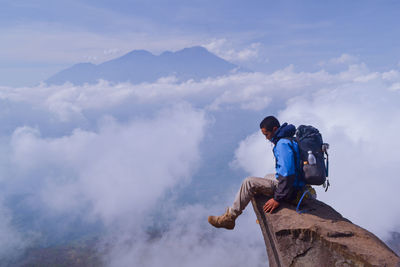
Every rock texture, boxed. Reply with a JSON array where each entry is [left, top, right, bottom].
[[251, 194, 400, 267]]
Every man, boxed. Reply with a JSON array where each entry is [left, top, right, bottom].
[[208, 116, 304, 230]]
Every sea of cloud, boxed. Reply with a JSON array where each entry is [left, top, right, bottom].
[[0, 57, 400, 265]]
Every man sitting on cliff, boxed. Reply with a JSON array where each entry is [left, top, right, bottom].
[[208, 115, 305, 230]]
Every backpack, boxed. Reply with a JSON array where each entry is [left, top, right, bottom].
[[291, 125, 330, 190]]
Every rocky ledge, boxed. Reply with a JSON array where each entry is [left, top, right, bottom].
[[251, 195, 400, 267]]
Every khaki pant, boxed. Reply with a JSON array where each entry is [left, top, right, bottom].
[[230, 174, 278, 217]]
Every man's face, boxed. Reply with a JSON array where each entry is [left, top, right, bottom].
[[261, 127, 277, 141]]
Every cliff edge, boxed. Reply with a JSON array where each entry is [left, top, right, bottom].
[[251, 195, 400, 267]]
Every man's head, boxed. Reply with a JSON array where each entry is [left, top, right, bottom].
[[260, 116, 280, 141]]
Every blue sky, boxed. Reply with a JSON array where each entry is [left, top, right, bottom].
[[1, 0, 400, 86]]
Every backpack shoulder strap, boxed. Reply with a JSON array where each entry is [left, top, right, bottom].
[[284, 138, 302, 180]]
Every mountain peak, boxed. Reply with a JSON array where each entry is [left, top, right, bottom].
[[46, 47, 243, 85], [179, 46, 209, 53], [159, 46, 212, 57], [121, 49, 154, 58]]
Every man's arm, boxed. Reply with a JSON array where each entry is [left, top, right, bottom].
[[273, 141, 297, 202]]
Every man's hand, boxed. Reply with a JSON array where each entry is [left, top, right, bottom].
[[263, 198, 280, 213]]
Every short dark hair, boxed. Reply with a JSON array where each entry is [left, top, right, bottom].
[[259, 116, 280, 131]]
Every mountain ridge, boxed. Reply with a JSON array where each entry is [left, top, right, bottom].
[[46, 46, 244, 85]]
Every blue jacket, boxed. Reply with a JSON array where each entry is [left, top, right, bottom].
[[271, 123, 304, 202]]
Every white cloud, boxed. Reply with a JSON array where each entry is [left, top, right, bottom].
[[7, 61, 396, 122], [232, 66, 400, 239], [231, 131, 275, 176], [319, 53, 359, 67], [203, 39, 262, 63], [389, 82, 400, 91], [103, 48, 120, 56], [0, 199, 31, 262], [104, 204, 267, 267], [1, 59, 400, 263], [2, 68, 336, 119], [331, 54, 359, 64], [382, 70, 400, 81], [9, 104, 207, 226]]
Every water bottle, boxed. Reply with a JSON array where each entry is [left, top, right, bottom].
[[308, 150, 316, 165]]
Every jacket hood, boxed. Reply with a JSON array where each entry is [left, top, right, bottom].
[[271, 123, 296, 145]]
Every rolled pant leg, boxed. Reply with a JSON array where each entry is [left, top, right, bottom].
[[230, 174, 277, 217]]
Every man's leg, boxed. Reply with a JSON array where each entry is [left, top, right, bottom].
[[230, 174, 277, 217], [208, 174, 277, 230]]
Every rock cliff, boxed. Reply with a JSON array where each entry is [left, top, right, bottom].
[[251, 195, 400, 267]]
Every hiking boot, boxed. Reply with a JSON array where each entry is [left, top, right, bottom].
[[306, 185, 317, 199], [292, 185, 317, 205], [208, 208, 236, 230]]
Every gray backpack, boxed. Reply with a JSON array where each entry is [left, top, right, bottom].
[[291, 125, 330, 189]]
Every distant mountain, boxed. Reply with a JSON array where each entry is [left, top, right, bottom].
[[46, 46, 244, 85]]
